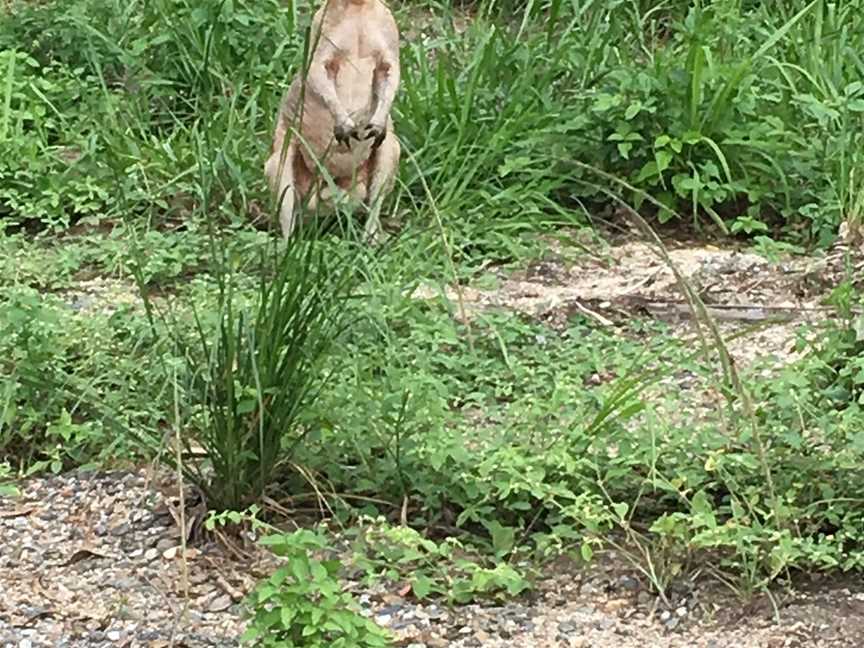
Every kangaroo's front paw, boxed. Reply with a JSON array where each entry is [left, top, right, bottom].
[[334, 117, 359, 147], [362, 121, 387, 149]]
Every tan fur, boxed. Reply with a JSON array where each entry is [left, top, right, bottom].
[[264, 0, 401, 241]]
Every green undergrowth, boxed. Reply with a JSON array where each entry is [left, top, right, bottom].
[[2, 0, 862, 249], [3, 0, 864, 619], [4, 223, 864, 600]]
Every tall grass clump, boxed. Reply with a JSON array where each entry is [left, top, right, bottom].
[[138, 223, 369, 512], [3, 0, 861, 246], [0, 0, 301, 232], [397, 1, 627, 256], [393, 0, 864, 252]]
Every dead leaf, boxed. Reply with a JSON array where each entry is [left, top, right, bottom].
[[58, 546, 114, 567], [0, 507, 36, 518]]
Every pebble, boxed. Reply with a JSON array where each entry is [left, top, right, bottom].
[[636, 591, 653, 605], [616, 575, 640, 591], [209, 594, 233, 612], [110, 522, 131, 536], [155, 537, 175, 552]]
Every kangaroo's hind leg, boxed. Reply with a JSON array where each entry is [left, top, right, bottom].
[[364, 125, 400, 244], [265, 118, 304, 239]]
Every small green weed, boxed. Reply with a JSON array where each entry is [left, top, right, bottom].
[[0, 462, 17, 497], [349, 517, 531, 603], [243, 528, 391, 648]]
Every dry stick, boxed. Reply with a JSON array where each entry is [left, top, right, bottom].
[[637, 302, 859, 314], [570, 300, 615, 326], [168, 367, 190, 648], [292, 462, 337, 521]]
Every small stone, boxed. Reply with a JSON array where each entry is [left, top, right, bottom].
[[209, 594, 232, 612], [131, 509, 151, 522], [155, 538, 174, 552], [425, 605, 444, 620], [162, 546, 178, 560], [110, 523, 130, 537], [675, 606, 687, 617], [106, 630, 121, 641], [377, 604, 402, 615], [616, 575, 640, 591], [144, 548, 159, 562], [19, 640, 32, 648], [112, 577, 138, 590], [592, 617, 614, 631], [604, 598, 628, 612], [637, 591, 653, 605]]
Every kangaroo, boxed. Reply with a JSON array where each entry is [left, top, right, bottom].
[[264, 0, 401, 242]]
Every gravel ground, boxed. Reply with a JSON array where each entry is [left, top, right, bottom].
[[3, 468, 864, 648]]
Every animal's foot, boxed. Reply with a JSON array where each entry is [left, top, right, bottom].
[[364, 226, 388, 247], [363, 210, 387, 246], [334, 117, 359, 148], [362, 122, 387, 149]]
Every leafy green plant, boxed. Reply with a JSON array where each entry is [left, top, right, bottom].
[[0, 462, 17, 497], [243, 528, 391, 648], [583, 2, 825, 231], [0, 49, 109, 231], [348, 518, 530, 603], [0, 282, 166, 469]]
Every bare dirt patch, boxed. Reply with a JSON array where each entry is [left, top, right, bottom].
[[413, 238, 860, 370]]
